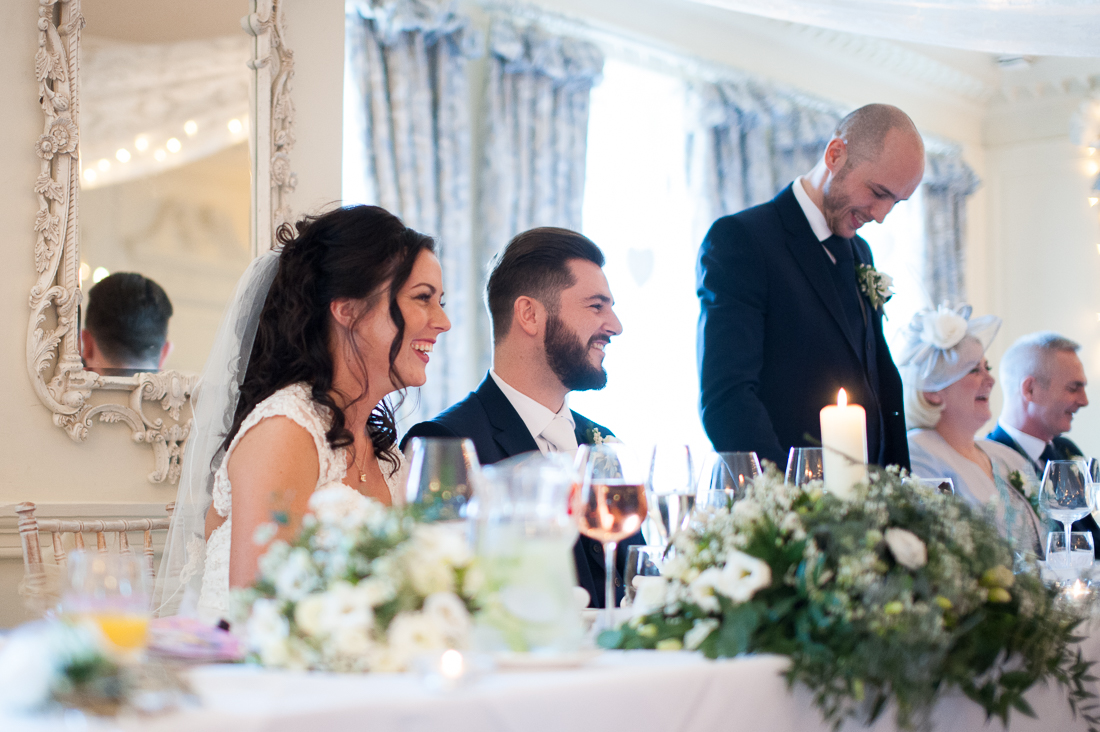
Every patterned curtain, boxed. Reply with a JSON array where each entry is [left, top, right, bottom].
[[686, 80, 978, 310], [477, 18, 604, 310], [921, 150, 980, 306], [344, 0, 481, 423]]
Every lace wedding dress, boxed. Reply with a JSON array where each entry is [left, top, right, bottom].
[[196, 382, 405, 622]]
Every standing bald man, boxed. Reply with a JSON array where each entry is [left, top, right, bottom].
[[697, 104, 924, 470]]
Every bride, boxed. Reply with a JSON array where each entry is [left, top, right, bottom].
[[154, 205, 450, 621]]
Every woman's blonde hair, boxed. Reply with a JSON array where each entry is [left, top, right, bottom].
[[902, 364, 944, 429]]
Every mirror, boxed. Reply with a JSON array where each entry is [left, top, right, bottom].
[[28, 0, 294, 482]]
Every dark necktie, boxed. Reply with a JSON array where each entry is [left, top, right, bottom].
[[1040, 442, 1059, 466]]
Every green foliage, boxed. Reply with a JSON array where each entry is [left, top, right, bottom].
[[608, 466, 1096, 731]]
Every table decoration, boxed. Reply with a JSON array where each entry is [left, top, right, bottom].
[[232, 485, 482, 672], [601, 465, 1098, 731], [819, 389, 867, 498]]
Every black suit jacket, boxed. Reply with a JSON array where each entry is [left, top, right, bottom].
[[986, 424, 1100, 557], [696, 184, 909, 471], [400, 374, 644, 608]]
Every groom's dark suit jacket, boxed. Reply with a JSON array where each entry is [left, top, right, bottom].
[[400, 374, 644, 608], [986, 424, 1100, 557], [697, 184, 909, 471]]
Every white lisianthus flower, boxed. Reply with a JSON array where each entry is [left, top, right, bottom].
[[358, 576, 397, 607], [294, 594, 327, 637], [684, 618, 720, 650], [687, 569, 723, 613], [423, 592, 472, 644], [274, 547, 320, 601], [247, 598, 291, 665], [631, 576, 670, 617], [387, 611, 447, 667], [920, 305, 968, 350], [715, 550, 772, 602], [884, 528, 928, 570]]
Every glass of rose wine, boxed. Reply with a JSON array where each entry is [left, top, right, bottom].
[[574, 443, 648, 632]]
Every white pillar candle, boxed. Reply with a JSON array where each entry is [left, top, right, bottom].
[[819, 389, 868, 499]]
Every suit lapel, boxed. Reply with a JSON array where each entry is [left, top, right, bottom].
[[775, 186, 862, 361], [474, 376, 540, 459]]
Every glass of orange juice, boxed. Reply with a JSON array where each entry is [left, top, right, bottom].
[[63, 551, 151, 661]]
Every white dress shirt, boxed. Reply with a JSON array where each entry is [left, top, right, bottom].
[[489, 370, 576, 454], [999, 421, 1047, 467]]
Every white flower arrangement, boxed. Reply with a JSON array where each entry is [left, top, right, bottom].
[[233, 486, 481, 673]]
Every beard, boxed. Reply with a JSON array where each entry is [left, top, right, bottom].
[[544, 312, 608, 392], [821, 165, 853, 235]]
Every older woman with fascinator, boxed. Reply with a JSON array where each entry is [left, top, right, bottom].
[[154, 206, 451, 620], [899, 305, 1043, 555]]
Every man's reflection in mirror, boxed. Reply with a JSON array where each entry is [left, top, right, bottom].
[[81, 272, 174, 376]]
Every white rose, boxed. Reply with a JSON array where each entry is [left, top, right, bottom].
[[684, 618, 720, 650], [713, 551, 772, 602], [423, 592, 472, 644], [274, 548, 320, 601], [247, 599, 291, 665], [631, 576, 670, 617], [358, 576, 397, 607], [884, 528, 927, 570], [919, 306, 968, 350], [294, 594, 326, 636], [387, 611, 448, 668]]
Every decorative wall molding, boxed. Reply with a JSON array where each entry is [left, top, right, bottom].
[[244, 0, 296, 255]]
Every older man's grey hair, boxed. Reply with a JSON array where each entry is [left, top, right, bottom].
[[999, 331, 1081, 399]]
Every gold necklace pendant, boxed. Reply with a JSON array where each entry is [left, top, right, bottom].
[[359, 470, 368, 483]]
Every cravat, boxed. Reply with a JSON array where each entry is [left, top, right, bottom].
[[540, 415, 578, 455]]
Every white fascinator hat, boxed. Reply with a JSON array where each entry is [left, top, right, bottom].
[[895, 304, 1002, 392]]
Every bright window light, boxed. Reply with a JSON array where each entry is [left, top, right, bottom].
[[92, 267, 110, 283], [228, 118, 243, 135]]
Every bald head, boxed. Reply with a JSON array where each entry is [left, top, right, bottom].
[[834, 104, 923, 169]]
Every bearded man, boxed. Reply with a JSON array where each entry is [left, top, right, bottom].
[[697, 103, 925, 473], [401, 227, 641, 608]]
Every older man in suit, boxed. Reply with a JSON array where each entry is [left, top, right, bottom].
[[697, 104, 924, 473], [987, 332, 1099, 555], [401, 227, 642, 608]]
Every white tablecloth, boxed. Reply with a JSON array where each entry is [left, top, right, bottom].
[[5, 647, 1099, 732]]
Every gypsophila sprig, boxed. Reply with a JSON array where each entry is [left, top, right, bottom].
[[232, 486, 481, 672], [604, 465, 1096, 731]]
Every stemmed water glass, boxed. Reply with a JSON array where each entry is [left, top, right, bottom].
[[1040, 459, 1091, 557], [404, 437, 481, 521], [573, 442, 648, 630], [700, 451, 761, 501], [646, 444, 697, 548], [63, 551, 151, 661], [785, 447, 824, 486]]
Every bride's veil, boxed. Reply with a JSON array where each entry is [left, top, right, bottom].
[[153, 249, 281, 616]]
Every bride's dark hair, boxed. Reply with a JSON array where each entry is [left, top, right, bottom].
[[223, 205, 435, 476]]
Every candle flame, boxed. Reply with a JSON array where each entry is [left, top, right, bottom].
[[837, 388, 847, 408]]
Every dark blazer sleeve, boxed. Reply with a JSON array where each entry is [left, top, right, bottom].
[[697, 215, 784, 464]]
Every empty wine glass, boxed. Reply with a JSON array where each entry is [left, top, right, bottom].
[[700, 451, 760, 502], [573, 443, 648, 629], [785, 447, 824, 486], [1040, 459, 1090, 556], [404, 437, 481, 522], [646, 444, 697, 547]]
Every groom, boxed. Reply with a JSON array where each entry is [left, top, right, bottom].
[[697, 103, 924, 471], [401, 227, 642, 608]]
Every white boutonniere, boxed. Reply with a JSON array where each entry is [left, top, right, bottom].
[[856, 264, 894, 311], [585, 427, 621, 446]]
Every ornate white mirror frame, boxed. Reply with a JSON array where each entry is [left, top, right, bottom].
[[28, 0, 295, 483]]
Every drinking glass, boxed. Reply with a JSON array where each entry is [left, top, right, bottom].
[[914, 477, 955, 495], [700, 451, 761, 501], [646, 444, 697, 547], [573, 443, 648, 630], [1040, 459, 1090, 554], [1046, 531, 1095, 573], [404, 437, 481, 522], [785, 447, 824, 486], [63, 551, 151, 660], [624, 545, 664, 605], [699, 489, 734, 514]]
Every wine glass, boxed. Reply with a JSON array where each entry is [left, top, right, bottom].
[[700, 451, 760, 501], [624, 545, 664, 605], [1040, 459, 1091, 556], [785, 447, 824, 486], [573, 442, 648, 630], [1046, 531, 1095, 572], [646, 444, 697, 547], [63, 551, 151, 661], [404, 437, 481, 521]]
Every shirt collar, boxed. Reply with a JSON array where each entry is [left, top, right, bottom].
[[792, 176, 833, 243], [999, 421, 1047, 465], [489, 370, 574, 441]]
